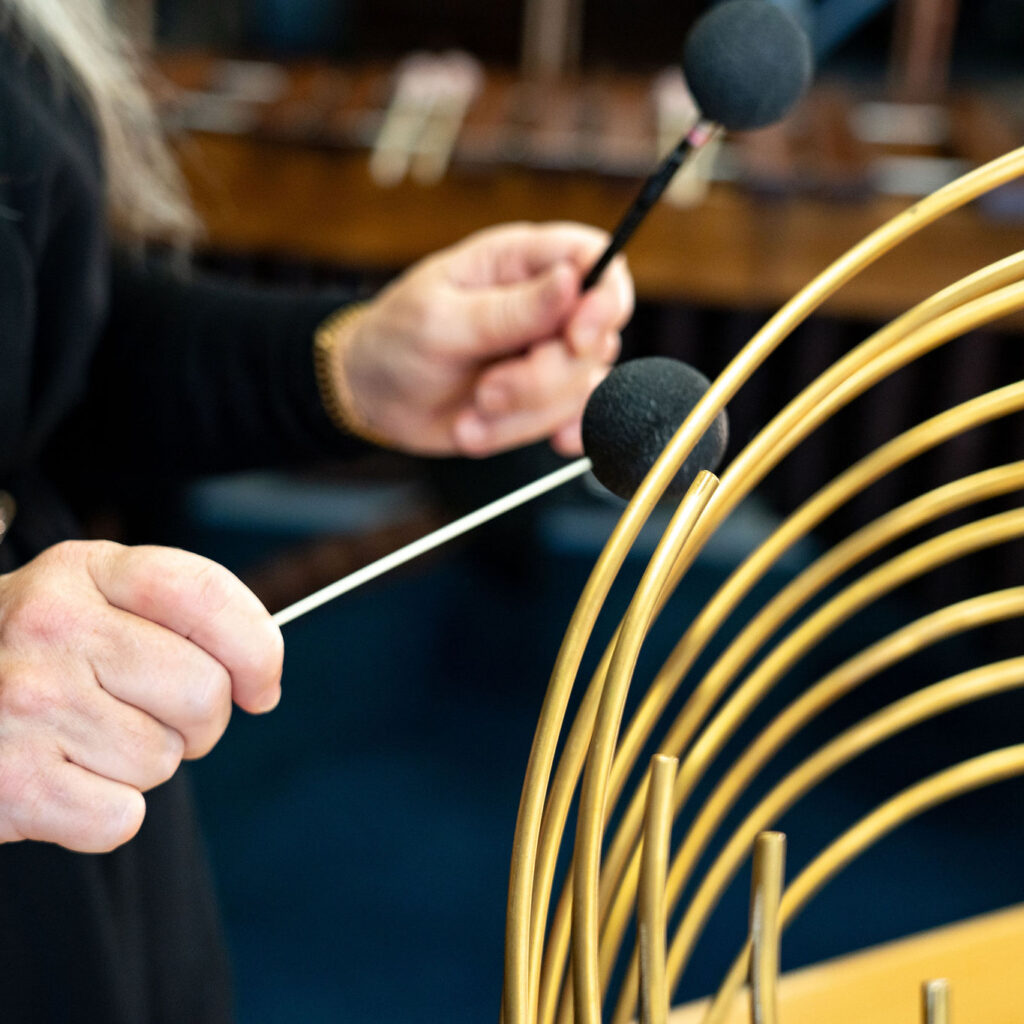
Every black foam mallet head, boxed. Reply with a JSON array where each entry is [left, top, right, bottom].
[[582, 356, 729, 501], [683, 0, 814, 131]]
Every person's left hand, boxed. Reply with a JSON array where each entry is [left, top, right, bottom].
[[322, 221, 634, 457]]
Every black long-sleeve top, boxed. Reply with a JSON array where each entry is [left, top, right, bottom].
[[0, 29, 364, 565], [0, 29, 363, 1022]]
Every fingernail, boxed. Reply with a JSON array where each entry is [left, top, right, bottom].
[[477, 381, 510, 414], [255, 687, 282, 714], [601, 331, 620, 362]]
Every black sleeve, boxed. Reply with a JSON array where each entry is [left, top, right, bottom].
[[73, 253, 372, 480]]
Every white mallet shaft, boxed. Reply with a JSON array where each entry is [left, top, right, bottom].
[[272, 457, 592, 626]]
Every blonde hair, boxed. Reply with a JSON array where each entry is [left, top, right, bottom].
[[1, 0, 196, 239]]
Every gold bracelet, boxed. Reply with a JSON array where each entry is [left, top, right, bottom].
[[313, 302, 392, 448]]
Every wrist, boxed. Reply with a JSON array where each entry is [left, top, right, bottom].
[[313, 302, 392, 448]]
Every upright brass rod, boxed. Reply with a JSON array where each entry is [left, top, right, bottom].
[[637, 755, 678, 1024], [923, 979, 951, 1024], [749, 833, 785, 1024]]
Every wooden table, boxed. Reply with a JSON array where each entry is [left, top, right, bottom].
[[670, 902, 1024, 1023]]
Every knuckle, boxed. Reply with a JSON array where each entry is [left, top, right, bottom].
[[2, 588, 73, 646], [0, 753, 144, 853], [182, 714, 228, 760], [224, 619, 283, 710], [122, 721, 185, 789], [412, 300, 447, 352], [189, 560, 237, 623], [118, 548, 238, 630], [38, 539, 87, 568], [182, 662, 232, 729], [0, 664, 62, 724]]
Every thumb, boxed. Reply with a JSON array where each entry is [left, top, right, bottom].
[[456, 261, 578, 356]]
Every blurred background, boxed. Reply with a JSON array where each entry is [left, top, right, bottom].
[[114, 1, 1024, 1020]]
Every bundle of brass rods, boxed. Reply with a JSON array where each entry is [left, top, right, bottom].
[[665, 658, 1024, 1000], [504, 145, 1024, 1024], [547, 300, 1024, 1023]]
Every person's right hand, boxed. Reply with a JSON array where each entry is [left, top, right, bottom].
[[0, 540, 283, 853]]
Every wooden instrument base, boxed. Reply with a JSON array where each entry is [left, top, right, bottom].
[[670, 902, 1024, 1023]]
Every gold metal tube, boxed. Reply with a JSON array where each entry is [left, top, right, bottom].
[[923, 979, 951, 1024], [667, 660, 1024, 998], [749, 832, 785, 1024], [506, 145, 1024, 1024], [572, 472, 719, 1024], [608, 507, 1024, 1024], [590, 285, 1024, 1009], [505, 438, 707, 1024], [549, 348, 1024, 1024], [638, 755, 678, 1024]]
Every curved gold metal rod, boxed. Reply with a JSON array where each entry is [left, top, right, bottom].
[[507, 146, 1024, 1024], [552, 370, 1024, 1024], [598, 461, 1024, 982], [599, 278, 1024, 901], [700, 745, 1024, 1024], [607, 511, 1024, 1024], [572, 472, 719, 1024], [602, 451, 1024, 924], [540, 290, 1024, 1024], [529, 540, 708, 1018], [603, 253, 1024, 884], [749, 832, 785, 1024], [600, 505, 1024, 1024], [546, 425, 1024, 1024], [651, 587, 1024, 990], [505, 442, 713, 1024], [506, 504, 647, 1024], [638, 755, 678, 1024], [665, 657, 1024, 999]]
